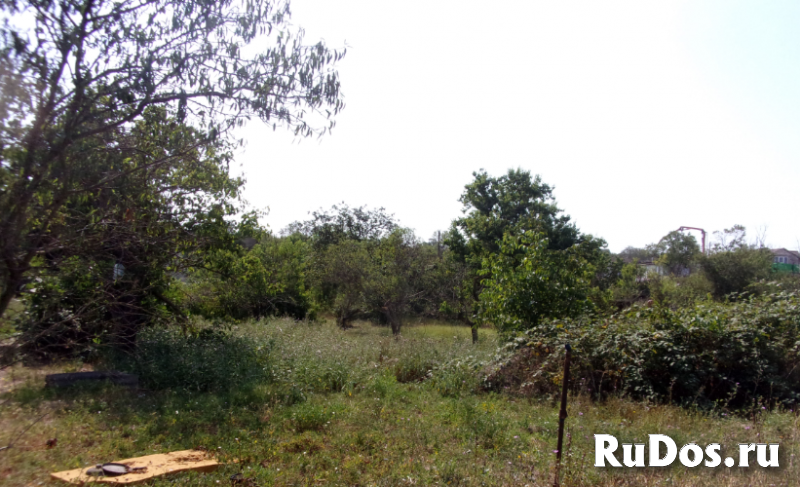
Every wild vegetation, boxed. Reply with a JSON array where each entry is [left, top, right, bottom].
[[2, 319, 799, 487], [2, 0, 800, 485]]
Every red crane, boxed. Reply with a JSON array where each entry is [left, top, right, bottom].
[[678, 226, 707, 254]]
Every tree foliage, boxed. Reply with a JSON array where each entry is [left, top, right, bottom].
[[653, 231, 700, 275], [479, 231, 595, 333], [16, 107, 244, 354], [187, 234, 316, 321], [0, 0, 345, 319], [447, 169, 609, 340], [700, 226, 774, 298], [284, 204, 397, 248]]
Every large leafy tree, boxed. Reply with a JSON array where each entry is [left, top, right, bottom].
[[0, 0, 345, 319], [447, 169, 603, 341], [18, 107, 247, 353]]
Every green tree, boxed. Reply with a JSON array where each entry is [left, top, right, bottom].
[[479, 231, 595, 333], [652, 231, 701, 275], [700, 226, 774, 298], [362, 229, 432, 335], [189, 234, 316, 321], [447, 169, 604, 341], [17, 108, 245, 353], [284, 204, 397, 249], [314, 239, 372, 328], [0, 0, 345, 319]]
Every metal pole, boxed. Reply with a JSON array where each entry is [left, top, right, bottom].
[[553, 343, 572, 487]]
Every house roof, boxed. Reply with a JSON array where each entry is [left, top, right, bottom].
[[771, 248, 800, 258]]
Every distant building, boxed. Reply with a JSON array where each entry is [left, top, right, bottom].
[[637, 260, 666, 279], [771, 248, 800, 266]]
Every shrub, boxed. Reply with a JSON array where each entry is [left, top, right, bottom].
[[486, 291, 800, 408], [700, 246, 774, 298]]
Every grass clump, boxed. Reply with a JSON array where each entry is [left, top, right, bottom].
[[289, 401, 342, 432]]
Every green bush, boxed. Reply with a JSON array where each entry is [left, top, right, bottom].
[[700, 246, 774, 298], [486, 291, 800, 408], [185, 235, 317, 321], [647, 273, 714, 309]]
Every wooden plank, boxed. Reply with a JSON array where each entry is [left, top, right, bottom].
[[50, 450, 218, 485], [45, 372, 138, 388]]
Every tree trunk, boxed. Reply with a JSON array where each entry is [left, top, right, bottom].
[[0, 271, 22, 320]]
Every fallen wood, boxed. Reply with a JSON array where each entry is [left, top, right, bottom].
[[45, 372, 138, 389], [50, 450, 218, 484]]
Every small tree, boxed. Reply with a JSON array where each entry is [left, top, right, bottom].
[[654, 231, 701, 275], [700, 226, 774, 298], [314, 240, 372, 328], [479, 231, 595, 333], [448, 169, 605, 341], [362, 229, 430, 335]]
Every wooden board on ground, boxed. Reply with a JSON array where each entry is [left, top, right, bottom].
[[50, 450, 218, 484]]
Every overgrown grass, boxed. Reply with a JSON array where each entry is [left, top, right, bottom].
[[1, 319, 798, 486]]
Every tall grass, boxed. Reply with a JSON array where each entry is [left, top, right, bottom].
[[108, 318, 499, 397], [2, 318, 798, 487]]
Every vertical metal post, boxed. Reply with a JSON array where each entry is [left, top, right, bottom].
[[553, 343, 572, 487]]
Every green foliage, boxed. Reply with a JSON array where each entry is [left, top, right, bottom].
[[610, 261, 647, 305], [701, 246, 774, 298], [646, 273, 714, 309], [109, 328, 276, 392], [488, 291, 800, 408], [289, 402, 341, 432], [14, 109, 244, 355], [361, 229, 435, 334], [284, 204, 397, 248], [479, 231, 595, 333], [654, 231, 701, 275], [447, 169, 609, 339], [188, 234, 317, 320], [0, 0, 345, 322], [312, 239, 372, 328], [449, 169, 580, 261]]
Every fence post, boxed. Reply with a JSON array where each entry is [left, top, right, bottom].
[[553, 343, 572, 487]]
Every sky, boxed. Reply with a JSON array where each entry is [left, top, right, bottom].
[[234, 0, 800, 253]]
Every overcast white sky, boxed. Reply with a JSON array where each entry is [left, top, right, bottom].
[[234, 0, 800, 253]]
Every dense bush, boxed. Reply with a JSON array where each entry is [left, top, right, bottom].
[[700, 246, 774, 298], [184, 235, 317, 321], [485, 291, 800, 408], [17, 254, 177, 359]]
